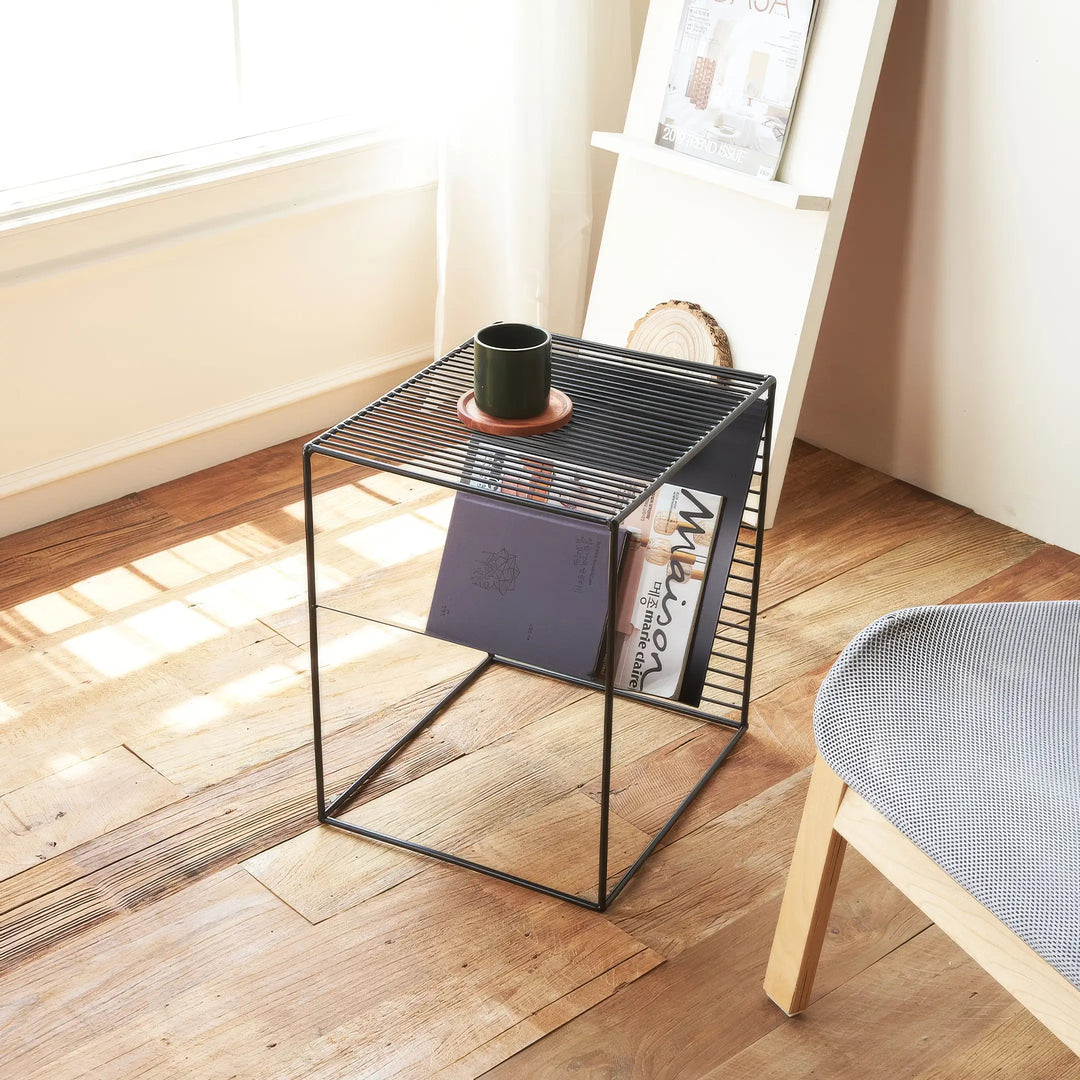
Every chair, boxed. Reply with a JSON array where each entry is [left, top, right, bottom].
[[764, 601, 1080, 1056]]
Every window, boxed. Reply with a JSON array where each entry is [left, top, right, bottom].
[[0, 0, 437, 214]]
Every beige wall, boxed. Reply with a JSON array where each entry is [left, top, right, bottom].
[[800, 0, 1080, 554], [0, 143, 438, 536]]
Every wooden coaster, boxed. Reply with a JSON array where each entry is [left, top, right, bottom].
[[456, 388, 573, 436]]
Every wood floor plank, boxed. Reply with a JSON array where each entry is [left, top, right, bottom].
[[0, 620, 301, 795], [6, 864, 661, 1080], [436, 948, 663, 1080], [0, 493, 179, 611], [910, 1009, 1080, 1079], [784, 438, 820, 464], [477, 902, 788, 1080], [702, 927, 1071, 1080], [607, 767, 928, 966], [605, 769, 809, 957], [0, 746, 182, 880], [745, 664, 830, 771], [0, 647, 124, 796], [462, 791, 652, 898], [0, 478, 466, 796], [750, 514, 1043, 699], [946, 543, 1080, 604], [760, 475, 969, 611], [0, 666, 569, 915], [244, 789, 651, 923], [581, 724, 799, 847], [485, 847, 930, 1080], [0, 667, 582, 968], [129, 608, 481, 791], [0, 511, 324, 793], [769, 446, 889, 528], [243, 692, 701, 921], [141, 431, 362, 526]]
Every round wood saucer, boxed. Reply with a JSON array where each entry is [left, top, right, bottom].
[[456, 388, 573, 436]]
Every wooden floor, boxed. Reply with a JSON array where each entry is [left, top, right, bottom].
[[2, 435, 1079, 1078]]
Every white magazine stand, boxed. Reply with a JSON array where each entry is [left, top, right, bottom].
[[584, 0, 897, 525]]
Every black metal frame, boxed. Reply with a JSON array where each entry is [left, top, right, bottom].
[[303, 334, 774, 911]]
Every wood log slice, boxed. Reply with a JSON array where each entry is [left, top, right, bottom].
[[627, 300, 733, 367]]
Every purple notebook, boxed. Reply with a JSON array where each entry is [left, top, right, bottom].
[[426, 493, 622, 678]]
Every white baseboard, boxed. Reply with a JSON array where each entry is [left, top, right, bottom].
[[0, 345, 431, 538]]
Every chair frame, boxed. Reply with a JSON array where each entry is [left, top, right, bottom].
[[764, 753, 1080, 1057]]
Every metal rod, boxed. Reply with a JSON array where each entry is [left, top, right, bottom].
[[596, 523, 620, 910], [703, 665, 747, 682], [326, 655, 494, 818], [605, 723, 747, 907], [303, 446, 327, 820], [375, 366, 738, 445], [323, 818, 600, 911], [341, 416, 686, 494], [609, 383, 776, 526], [708, 650, 750, 666]]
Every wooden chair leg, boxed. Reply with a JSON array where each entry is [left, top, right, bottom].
[[764, 753, 849, 1015]]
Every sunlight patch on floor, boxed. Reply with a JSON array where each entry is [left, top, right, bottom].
[[62, 602, 225, 677], [8, 474, 441, 716], [14, 593, 93, 634], [62, 624, 162, 677], [133, 533, 252, 588], [126, 602, 225, 653], [186, 557, 348, 628], [219, 663, 300, 704], [70, 567, 161, 611], [160, 694, 230, 733], [157, 662, 302, 735], [312, 622, 405, 669], [338, 514, 446, 568], [413, 496, 454, 529], [282, 482, 395, 528], [47, 752, 90, 773]]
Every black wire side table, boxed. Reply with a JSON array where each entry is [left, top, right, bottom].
[[303, 333, 775, 911]]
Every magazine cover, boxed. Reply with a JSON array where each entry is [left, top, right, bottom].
[[613, 484, 723, 699], [426, 492, 627, 678], [655, 0, 816, 180]]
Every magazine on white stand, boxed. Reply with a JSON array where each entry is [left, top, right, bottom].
[[655, 0, 817, 181]]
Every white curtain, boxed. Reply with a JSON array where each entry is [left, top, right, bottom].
[[434, 0, 633, 356]]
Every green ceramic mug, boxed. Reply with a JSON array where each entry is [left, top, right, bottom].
[[473, 323, 552, 419]]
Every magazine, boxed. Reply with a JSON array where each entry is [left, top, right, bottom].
[[426, 492, 628, 679], [655, 0, 817, 181], [613, 484, 724, 699]]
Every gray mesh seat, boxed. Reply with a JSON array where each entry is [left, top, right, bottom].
[[814, 601, 1080, 989]]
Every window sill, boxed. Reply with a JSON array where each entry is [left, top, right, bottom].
[[0, 121, 438, 285]]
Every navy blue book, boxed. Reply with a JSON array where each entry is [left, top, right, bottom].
[[426, 492, 623, 678]]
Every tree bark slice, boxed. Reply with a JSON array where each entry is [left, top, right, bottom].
[[627, 300, 733, 367]]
